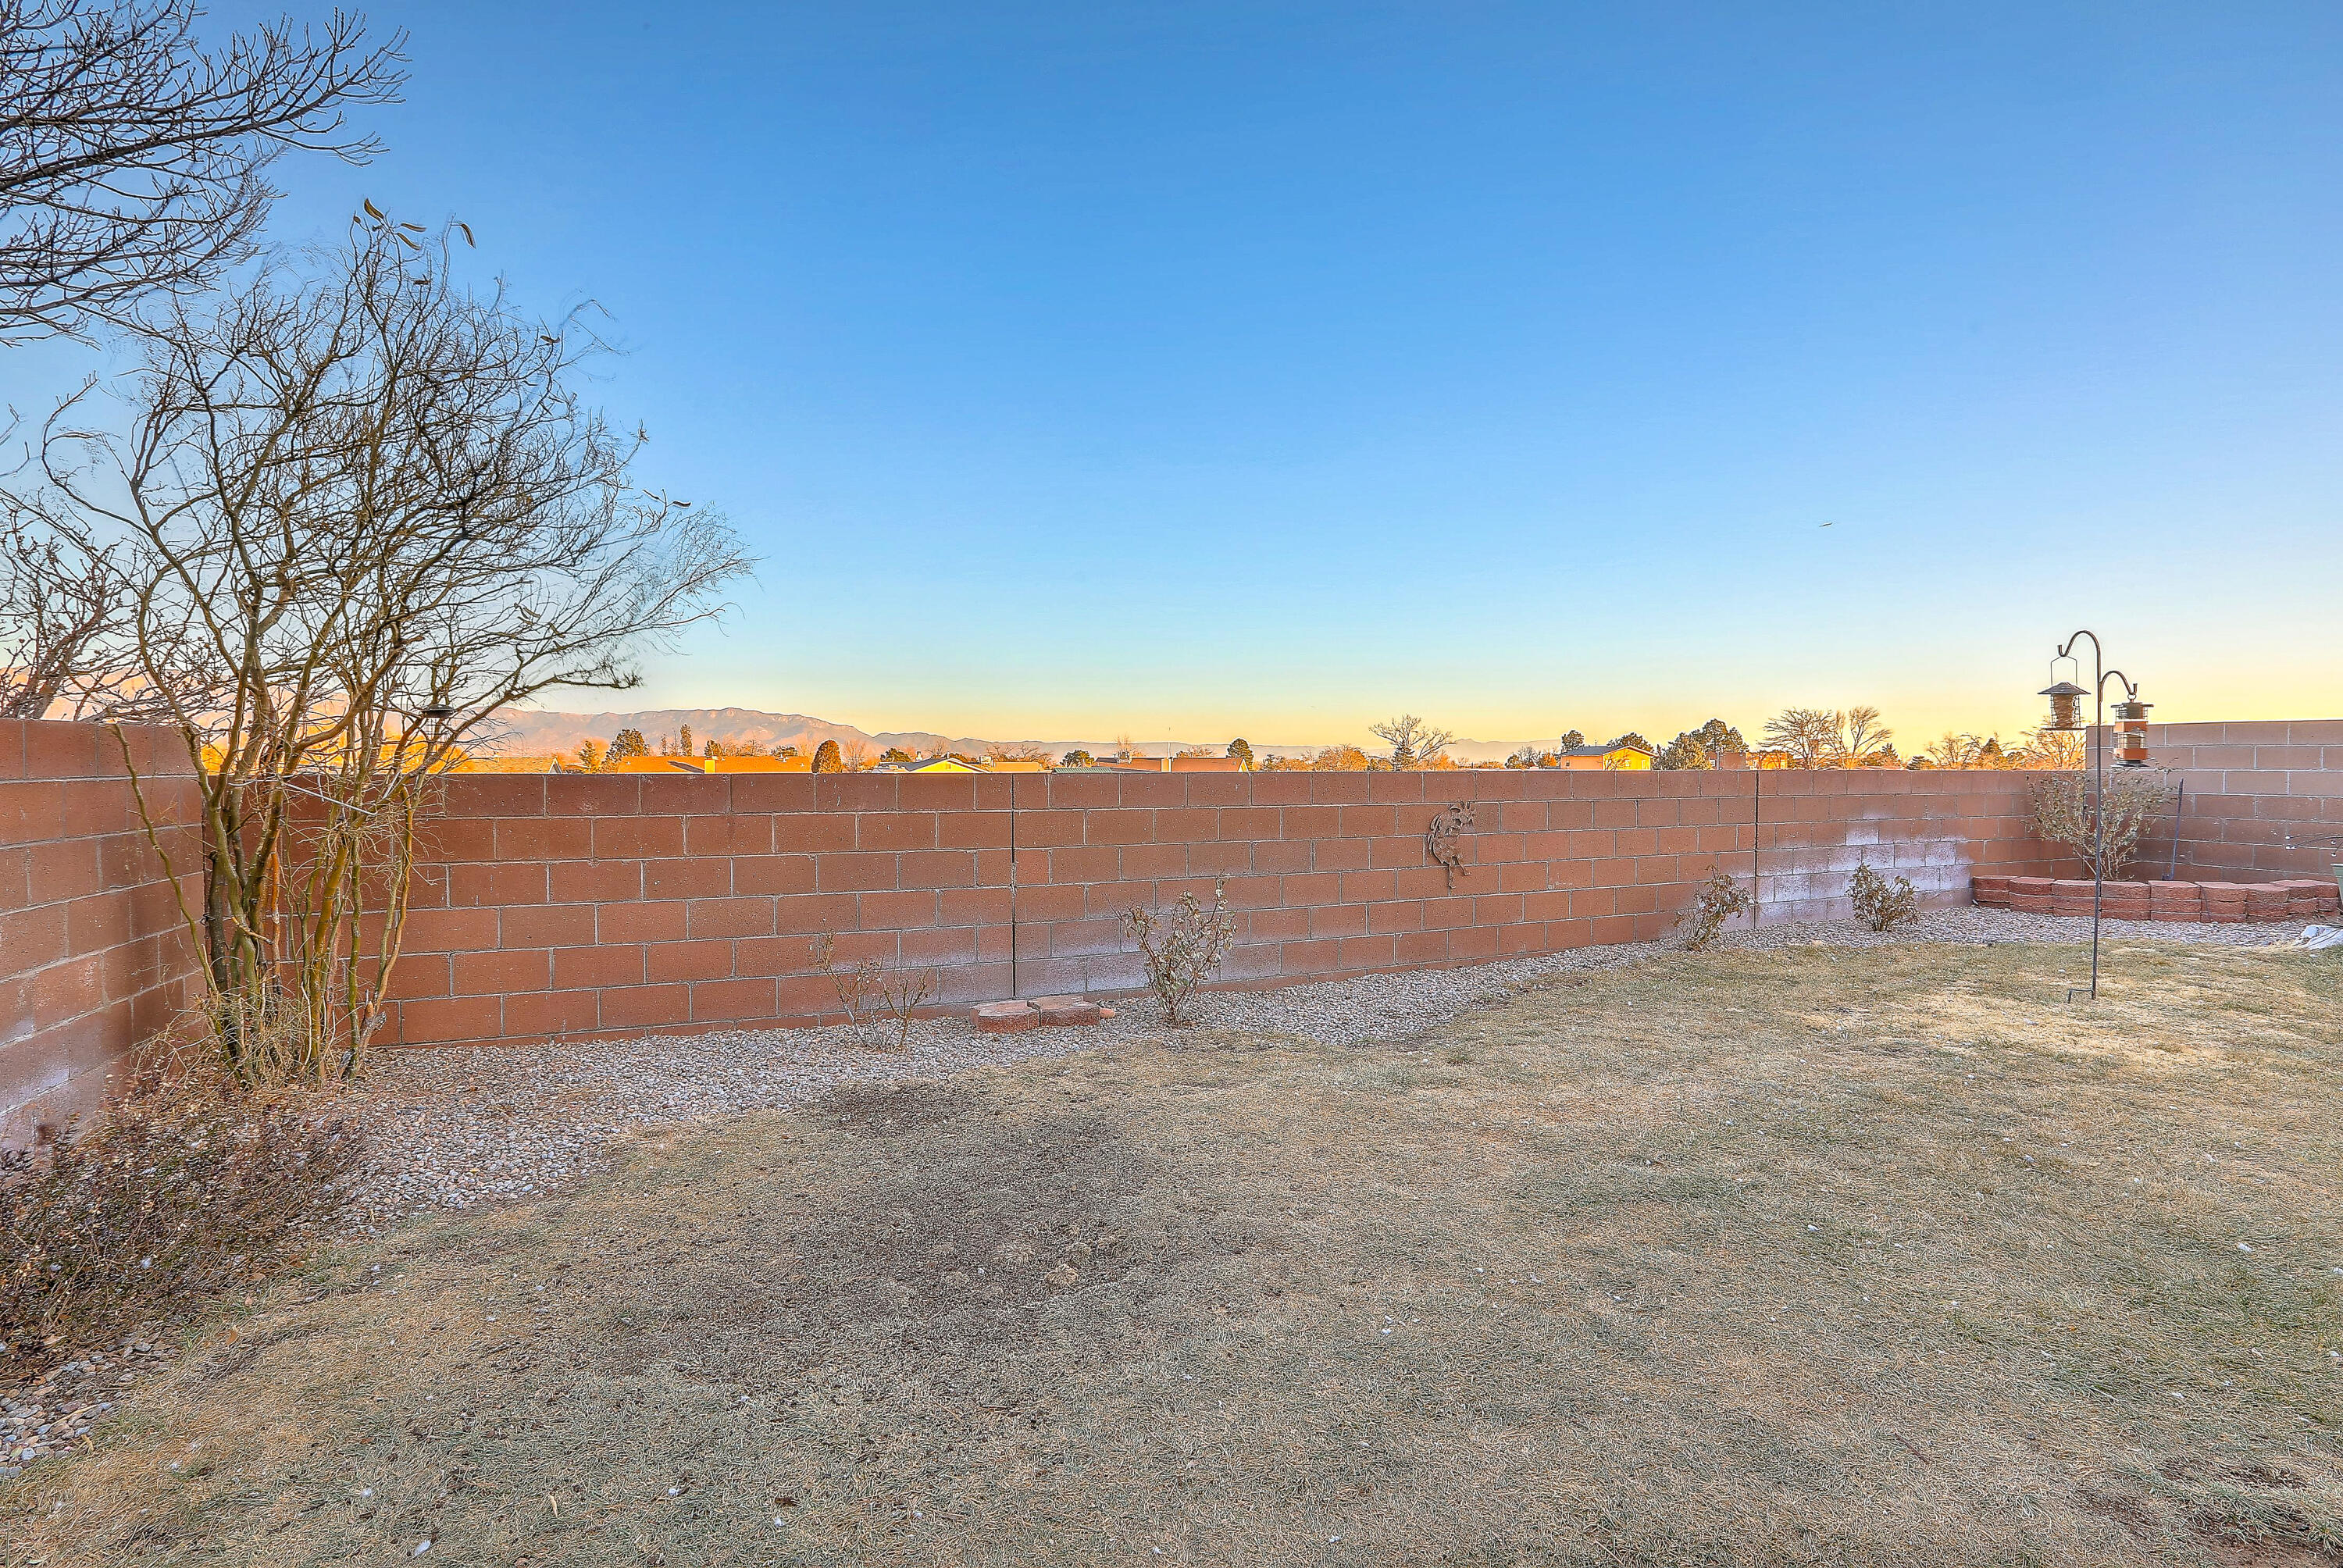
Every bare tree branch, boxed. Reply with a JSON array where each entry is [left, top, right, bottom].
[[0, 0, 406, 340]]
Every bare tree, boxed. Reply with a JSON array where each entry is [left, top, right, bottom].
[[1840, 704, 1894, 766], [1760, 707, 1839, 767], [1760, 705, 1894, 768], [35, 211, 749, 1080], [1369, 713, 1455, 770], [1920, 732, 1988, 769], [0, 0, 406, 340], [2011, 726, 2084, 771]]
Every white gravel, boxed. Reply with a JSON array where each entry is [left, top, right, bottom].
[[332, 904, 2313, 1230]]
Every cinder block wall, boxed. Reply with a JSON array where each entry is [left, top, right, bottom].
[[375, 765, 2058, 1048], [0, 721, 2079, 1119], [2122, 720, 2343, 882], [0, 721, 201, 1139]]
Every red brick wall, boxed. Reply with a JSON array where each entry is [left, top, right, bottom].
[[373, 765, 2057, 1048], [2122, 719, 2343, 882], [0, 721, 201, 1140]]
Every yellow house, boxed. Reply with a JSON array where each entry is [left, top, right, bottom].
[[1552, 740, 1655, 771]]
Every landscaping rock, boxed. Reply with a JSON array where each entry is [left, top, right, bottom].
[[1032, 996, 1103, 1026], [971, 1001, 1038, 1033]]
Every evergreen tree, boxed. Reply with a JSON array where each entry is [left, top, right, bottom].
[[677, 723, 694, 757], [1061, 749, 1095, 768], [609, 729, 650, 761], [1657, 718, 1749, 770], [811, 739, 843, 773], [1226, 737, 1254, 768]]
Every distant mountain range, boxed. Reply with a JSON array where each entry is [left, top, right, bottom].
[[480, 707, 1541, 764]]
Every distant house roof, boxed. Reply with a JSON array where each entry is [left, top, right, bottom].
[[693, 754, 810, 772], [450, 754, 563, 773], [1560, 740, 1654, 758], [1168, 755, 1244, 772], [587, 755, 700, 773]]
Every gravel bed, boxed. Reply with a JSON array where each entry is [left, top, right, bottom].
[[0, 1339, 167, 1477], [331, 904, 2315, 1230]]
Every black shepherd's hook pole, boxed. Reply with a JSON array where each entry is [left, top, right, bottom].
[[2053, 629, 2138, 1001]]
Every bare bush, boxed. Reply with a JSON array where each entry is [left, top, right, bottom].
[[1678, 868, 1755, 950], [0, 0, 407, 341], [874, 966, 937, 1053], [1849, 861, 1917, 932], [811, 932, 882, 1028], [0, 1060, 362, 1363], [2029, 770, 2171, 881], [1122, 878, 1236, 1025], [812, 933, 934, 1050]]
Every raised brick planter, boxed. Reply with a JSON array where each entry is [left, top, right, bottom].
[[1973, 874, 2338, 923]]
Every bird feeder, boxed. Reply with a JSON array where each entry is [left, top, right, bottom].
[[2038, 680, 2088, 732], [420, 701, 455, 720], [2112, 696, 2152, 767]]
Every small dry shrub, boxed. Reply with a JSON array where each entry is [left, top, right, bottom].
[[1849, 861, 1918, 932], [1122, 878, 1237, 1025], [0, 1064, 362, 1365], [1678, 868, 1755, 950], [2029, 768, 2171, 879], [873, 965, 938, 1053], [814, 933, 936, 1050], [811, 932, 882, 1024]]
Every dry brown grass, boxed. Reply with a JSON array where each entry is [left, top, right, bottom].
[[9, 941, 2341, 1566]]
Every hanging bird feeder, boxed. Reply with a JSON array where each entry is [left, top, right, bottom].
[[2112, 696, 2152, 767], [2038, 680, 2088, 732]]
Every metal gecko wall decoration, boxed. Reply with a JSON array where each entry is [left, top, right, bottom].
[[1425, 800, 1475, 888]]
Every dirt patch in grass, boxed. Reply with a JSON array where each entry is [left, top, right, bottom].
[[9, 941, 2341, 1566]]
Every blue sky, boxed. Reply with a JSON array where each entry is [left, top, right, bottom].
[[32, 2, 2343, 747]]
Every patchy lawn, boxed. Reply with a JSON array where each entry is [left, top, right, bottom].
[[10, 941, 2342, 1566]]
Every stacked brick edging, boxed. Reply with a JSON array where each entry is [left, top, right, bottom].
[[1972, 874, 2340, 924], [0, 721, 201, 1139]]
